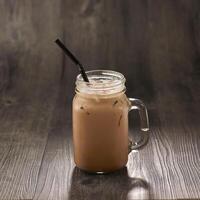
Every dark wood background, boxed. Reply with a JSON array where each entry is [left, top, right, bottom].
[[0, 0, 200, 199]]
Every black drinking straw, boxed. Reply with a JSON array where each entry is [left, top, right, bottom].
[[55, 39, 89, 82]]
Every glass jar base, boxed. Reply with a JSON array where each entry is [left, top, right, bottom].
[[76, 165, 126, 175]]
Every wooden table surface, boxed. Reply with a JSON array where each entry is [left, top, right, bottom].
[[1, 81, 200, 200], [0, 0, 200, 199]]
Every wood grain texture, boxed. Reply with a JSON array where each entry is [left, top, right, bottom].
[[0, 97, 58, 200], [0, 0, 200, 199]]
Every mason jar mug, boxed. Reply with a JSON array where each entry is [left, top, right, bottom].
[[72, 70, 149, 173]]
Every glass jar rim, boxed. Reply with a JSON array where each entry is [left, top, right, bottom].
[[76, 70, 126, 95]]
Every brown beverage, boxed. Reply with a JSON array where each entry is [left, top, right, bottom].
[[73, 70, 149, 173]]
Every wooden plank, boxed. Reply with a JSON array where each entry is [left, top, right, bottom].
[[130, 109, 200, 199], [0, 96, 58, 199], [0, 0, 63, 199], [0, 0, 63, 102], [33, 84, 74, 200]]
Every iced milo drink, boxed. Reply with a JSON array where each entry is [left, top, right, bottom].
[[73, 70, 149, 173]]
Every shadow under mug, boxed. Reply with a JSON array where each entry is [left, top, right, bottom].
[[68, 167, 150, 200]]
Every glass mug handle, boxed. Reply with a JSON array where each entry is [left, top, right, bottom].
[[128, 98, 149, 152]]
